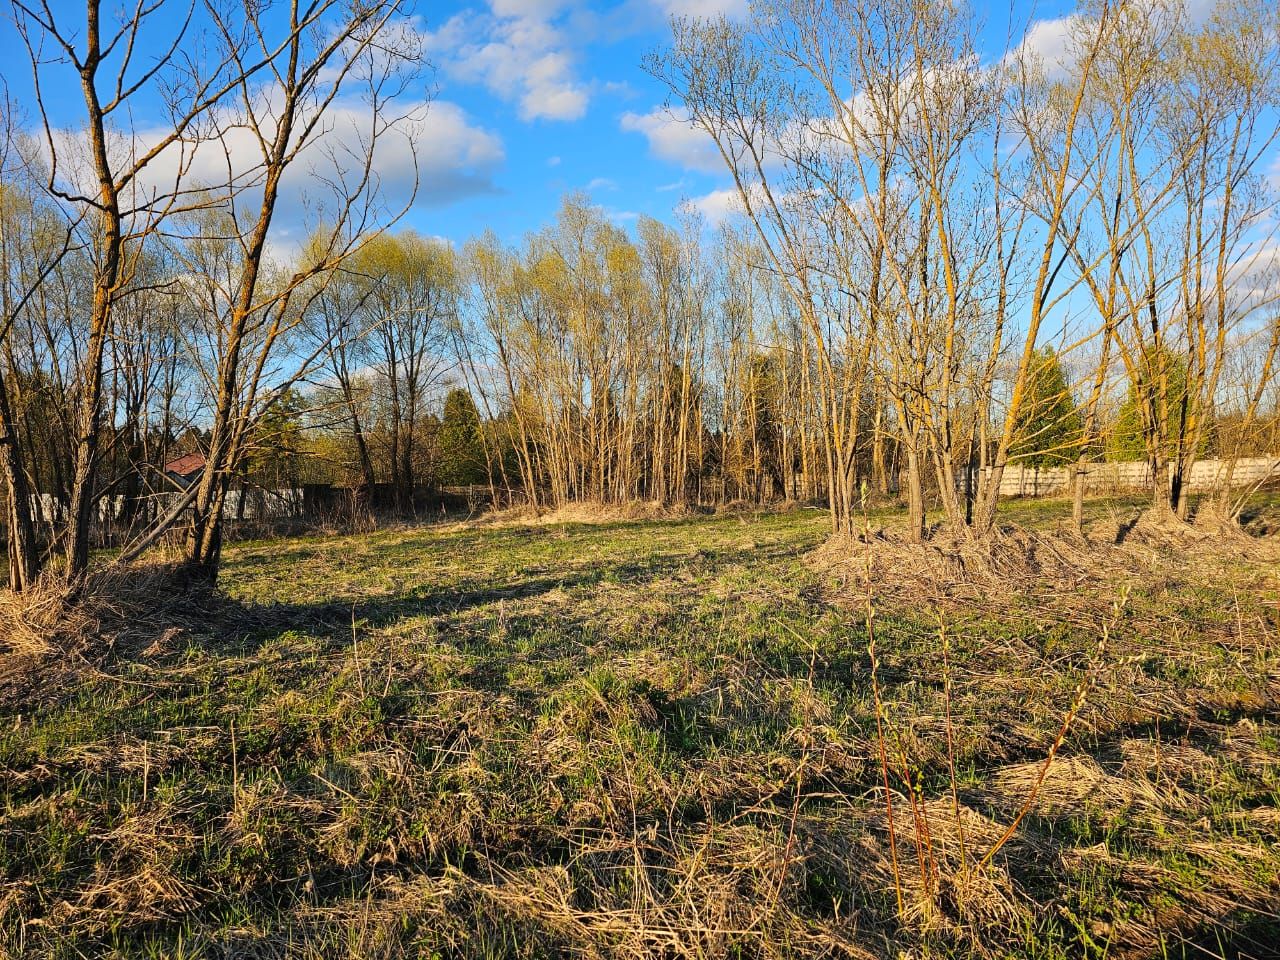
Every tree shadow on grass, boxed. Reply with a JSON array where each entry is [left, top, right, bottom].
[[1168, 912, 1280, 960], [210, 539, 810, 655], [1, 523, 816, 716]]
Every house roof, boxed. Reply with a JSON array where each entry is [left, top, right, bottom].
[[163, 452, 207, 477]]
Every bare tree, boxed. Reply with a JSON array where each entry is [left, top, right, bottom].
[[8, 0, 259, 582], [0, 95, 76, 590], [171, 0, 427, 584]]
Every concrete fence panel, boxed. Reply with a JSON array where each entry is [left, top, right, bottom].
[[979, 457, 1280, 498]]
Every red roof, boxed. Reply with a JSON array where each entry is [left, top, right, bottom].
[[163, 452, 206, 477]]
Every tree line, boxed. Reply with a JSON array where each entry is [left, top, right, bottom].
[[653, 0, 1280, 538], [2, 0, 1279, 592], [305, 197, 1280, 520]]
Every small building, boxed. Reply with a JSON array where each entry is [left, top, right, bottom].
[[163, 452, 206, 489]]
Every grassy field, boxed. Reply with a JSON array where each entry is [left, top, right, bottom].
[[1, 499, 1278, 959]]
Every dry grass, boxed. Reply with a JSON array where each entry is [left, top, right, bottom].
[[814, 500, 1280, 609], [477, 499, 712, 527], [0, 564, 206, 701], [1, 496, 1278, 959]]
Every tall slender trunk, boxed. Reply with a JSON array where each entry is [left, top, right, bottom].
[[183, 161, 287, 585], [65, 0, 125, 583], [905, 440, 926, 544], [872, 402, 888, 496], [0, 375, 41, 592]]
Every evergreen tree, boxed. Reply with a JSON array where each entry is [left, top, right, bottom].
[[1105, 347, 1195, 462], [1011, 346, 1082, 467], [437, 389, 487, 485], [248, 388, 308, 487]]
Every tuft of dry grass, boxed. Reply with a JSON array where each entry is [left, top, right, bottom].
[[0, 564, 202, 700], [812, 524, 1124, 605], [477, 498, 714, 527]]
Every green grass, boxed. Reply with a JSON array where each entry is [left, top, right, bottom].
[[1, 500, 1278, 959]]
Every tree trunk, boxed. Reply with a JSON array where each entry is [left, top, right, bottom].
[[65, 4, 125, 584], [0, 379, 41, 592], [905, 441, 926, 544], [1070, 460, 1088, 534], [63, 317, 110, 580]]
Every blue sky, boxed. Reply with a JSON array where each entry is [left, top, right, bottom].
[[373, 0, 1075, 243], [396, 0, 742, 241], [1, 0, 1083, 244], [10, 0, 1258, 254]]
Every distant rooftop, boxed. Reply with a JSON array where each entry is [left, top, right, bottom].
[[163, 452, 206, 478]]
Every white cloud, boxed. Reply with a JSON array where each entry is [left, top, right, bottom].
[[425, 3, 590, 122], [41, 95, 503, 242], [237, 97, 503, 219], [412, 102, 507, 203], [1225, 240, 1280, 305], [602, 80, 635, 98], [620, 106, 723, 173], [648, 0, 749, 18], [491, 0, 569, 17], [586, 177, 617, 191], [1008, 1, 1216, 88], [414, 0, 748, 125], [1182, 0, 1219, 26], [1013, 16, 1079, 83], [679, 187, 746, 227]]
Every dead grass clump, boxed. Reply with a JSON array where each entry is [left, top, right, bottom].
[[457, 823, 876, 960], [817, 507, 1279, 603], [873, 796, 1033, 943], [286, 837, 883, 960], [41, 798, 202, 941], [0, 575, 96, 660], [1124, 508, 1232, 550], [989, 755, 1175, 820], [478, 499, 710, 527], [812, 523, 1120, 598], [0, 563, 201, 706], [1117, 738, 1217, 786], [1116, 505, 1280, 561]]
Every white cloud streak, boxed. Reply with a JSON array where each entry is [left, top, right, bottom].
[[620, 106, 724, 173], [41, 95, 503, 244]]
